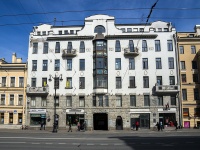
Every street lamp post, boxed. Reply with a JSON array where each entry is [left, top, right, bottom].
[[48, 73, 63, 133]]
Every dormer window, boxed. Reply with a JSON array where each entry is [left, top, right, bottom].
[[94, 25, 105, 34], [189, 34, 194, 37]]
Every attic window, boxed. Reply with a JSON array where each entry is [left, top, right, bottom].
[[94, 25, 105, 34], [164, 28, 169, 32], [189, 34, 194, 37]]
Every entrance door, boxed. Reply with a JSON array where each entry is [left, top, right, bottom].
[[116, 116, 123, 130], [93, 113, 108, 130]]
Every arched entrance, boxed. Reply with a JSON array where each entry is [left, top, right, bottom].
[[116, 116, 123, 130]]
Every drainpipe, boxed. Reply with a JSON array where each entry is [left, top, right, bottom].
[[173, 33, 182, 128]]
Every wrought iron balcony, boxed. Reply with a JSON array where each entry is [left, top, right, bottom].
[[124, 47, 139, 56], [26, 86, 49, 95], [62, 49, 77, 57], [155, 84, 180, 94]]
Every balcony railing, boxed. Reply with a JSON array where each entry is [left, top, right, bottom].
[[155, 84, 180, 94], [62, 49, 77, 57], [27, 86, 49, 95], [124, 47, 139, 56], [94, 80, 108, 88]]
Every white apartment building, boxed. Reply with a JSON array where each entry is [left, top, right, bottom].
[[27, 14, 180, 130]]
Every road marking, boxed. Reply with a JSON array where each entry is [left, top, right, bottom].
[[0, 142, 26, 144], [45, 143, 53, 144], [141, 143, 150, 144], [87, 144, 94, 145], [72, 143, 80, 145], [100, 144, 108, 145]]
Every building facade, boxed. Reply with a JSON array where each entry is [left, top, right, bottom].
[[177, 26, 200, 128], [0, 53, 27, 129], [27, 15, 180, 130]]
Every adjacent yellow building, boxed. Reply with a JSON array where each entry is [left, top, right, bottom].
[[0, 53, 27, 129], [177, 25, 200, 128]]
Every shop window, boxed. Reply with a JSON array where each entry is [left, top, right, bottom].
[[9, 113, 13, 124], [18, 113, 22, 124], [66, 114, 84, 126], [0, 113, 4, 124]]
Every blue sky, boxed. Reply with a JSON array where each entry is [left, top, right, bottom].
[[0, 0, 200, 62]]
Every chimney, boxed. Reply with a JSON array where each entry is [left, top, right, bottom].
[[12, 53, 16, 63]]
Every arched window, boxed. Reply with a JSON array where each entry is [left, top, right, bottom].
[[94, 25, 105, 34], [115, 40, 121, 52]]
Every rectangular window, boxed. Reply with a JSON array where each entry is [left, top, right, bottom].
[[43, 42, 48, 54], [18, 95, 23, 106], [37, 31, 40, 35], [116, 95, 122, 107], [121, 28, 125, 32], [93, 96, 96, 107], [66, 77, 72, 88], [0, 113, 4, 124], [55, 42, 60, 53], [66, 96, 72, 107], [191, 45, 196, 54], [55, 59, 60, 71], [2, 77, 6, 87], [10, 77, 15, 87], [164, 28, 169, 32], [180, 61, 186, 70], [144, 95, 150, 106], [31, 78, 36, 87], [42, 60, 48, 71], [193, 74, 199, 82], [194, 108, 200, 117], [130, 95, 136, 107], [155, 40, 161, 51], [67, 42, 73, 51], [133, 28, 138, 32], [31, 97, 36, 107], [192, 61, 197, 69], [129, 58, 135, 70], [80, 41, 85, 53], [127, 28, 132, 32], [10, 94, 14, 105], [98, 95, 103, 107], [169, 76, 175, 85], [139, 28, 144, 32], [80, 59, 85, 71], [168, 57, 174, 69], [143, 76, 149, 88], [79, 77, 85, 89], [9, 113, 13, 124], [64, 30, 69, 34], [96, 58, 104, 68], [116, 77, 122, 89], [167, 40, 173, 51], [33, 43, 38, 54], [142, 40, 148, 52], [171, 95, 176, 105], [1, 94, 5, 105], [158, 96, 163, 106], [79, 96, 85, 107], [129, 76, 135, 88], [32, 60, 37, 71], [42, 31, 46, 35], [129, 40, 134, 52], [18, 113, 22, 124], [156, 58, 162, 69], [115, 40, 121, 52], [194, 88, 199, 100], [42, 78, 47, 87], [142, 58, 148, 69], [19, 77, 24, 87], [181, 74, 187, 83], [182, 89, 187, 100], [183, 108, 189, 117], [70, 30, 74, 34], [115, 58, 121, 70], [59, 30, 62, 35], [41, 97, 47, 107], [156, 76, 162, 85], [179, 46, 184, 54], [104, 95, 109, 107], [67, 59, 72, 70]]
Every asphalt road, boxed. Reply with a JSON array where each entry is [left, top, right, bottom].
[[0, 129, 199, 150]]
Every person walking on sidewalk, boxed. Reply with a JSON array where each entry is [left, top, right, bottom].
[[135, 121, 139, 131], [174, 121, 178, 130], [68, 122, 72, 132], [156, 122, 160, 131], [160, 121, 163, 131]]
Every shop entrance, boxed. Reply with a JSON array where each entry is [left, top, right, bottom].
[[159, 113, 176, 127], [93, 113, 108, 130], [116, 116, 123, 130]]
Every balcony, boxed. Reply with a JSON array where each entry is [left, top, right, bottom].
[[26, 86, 49, 96], [93, 80, 108, 94], [62, 49, 77, 57], [155, 84, 180, 94], [124, 47, 139, 57]]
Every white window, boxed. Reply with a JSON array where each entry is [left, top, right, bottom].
[[116, 96, 122, 107]]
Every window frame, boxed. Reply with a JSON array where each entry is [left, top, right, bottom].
[[155, 40, 161, 52]]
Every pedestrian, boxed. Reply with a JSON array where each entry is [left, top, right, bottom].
[[68, 122, 72, 132], [174, 121, 178, 130], [135, 121, 139, 131], [132, 122, 135, 130], [160, 121, 163, 131], [156, 122, 160, 131], [40, 121, 43, 130], [77, 122, 80, 131]]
